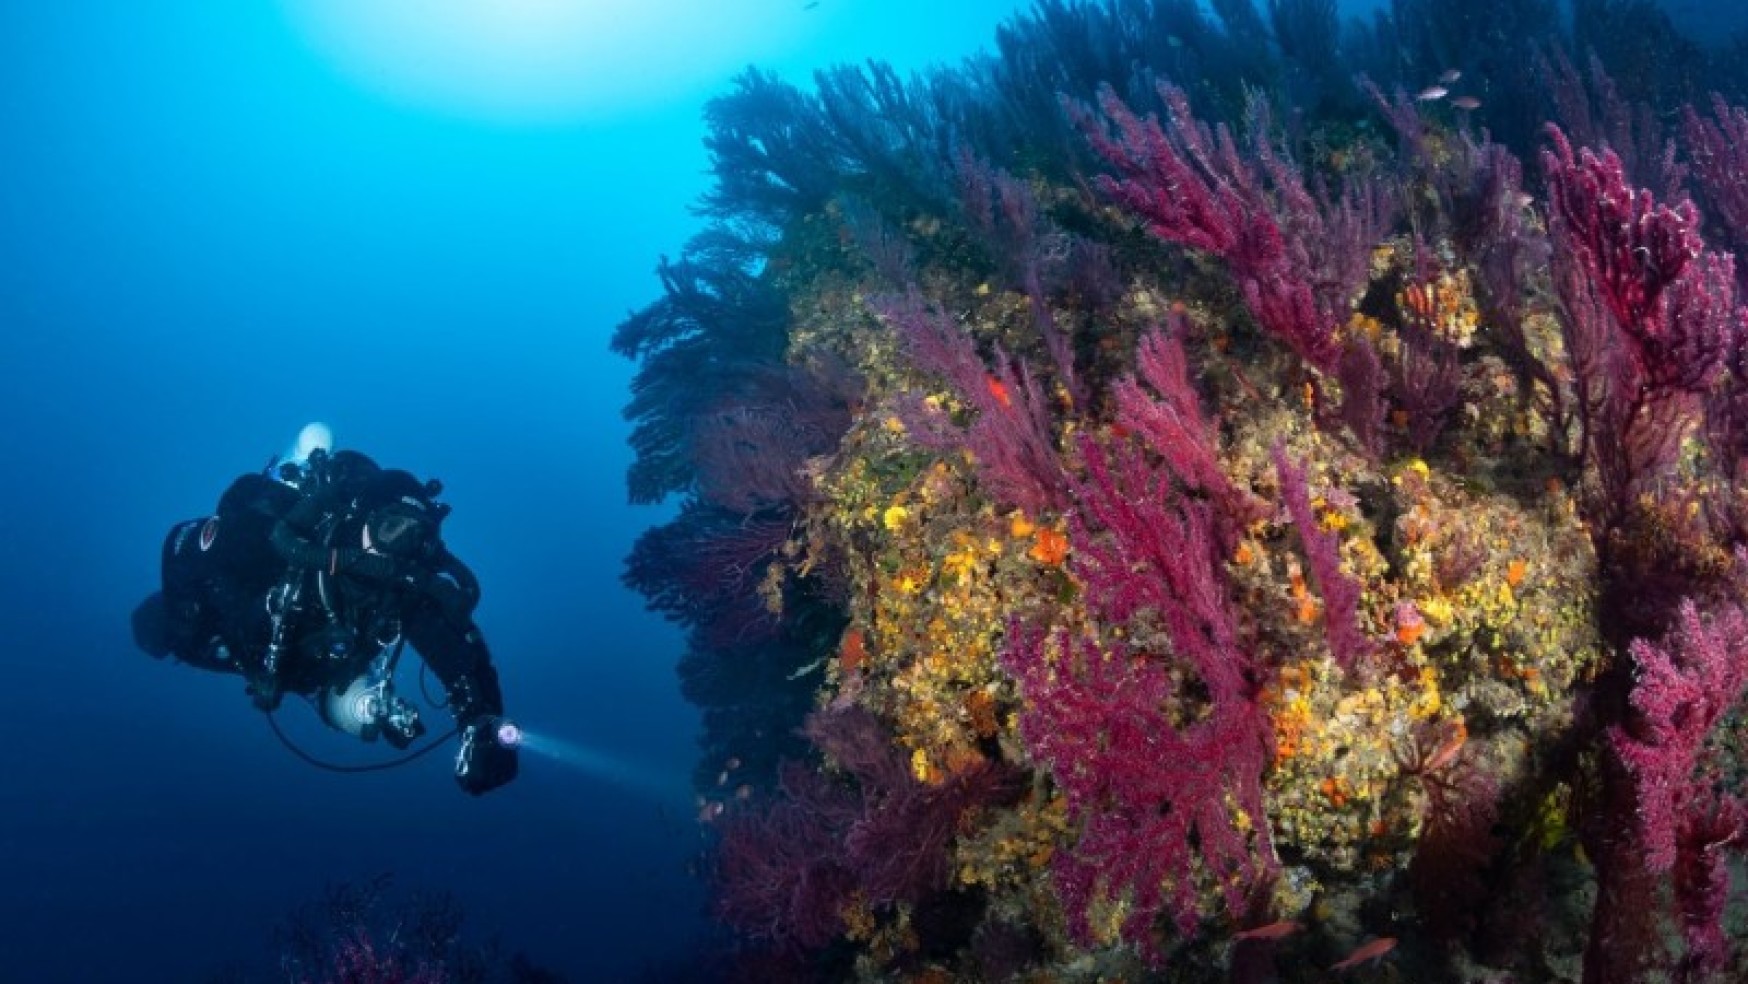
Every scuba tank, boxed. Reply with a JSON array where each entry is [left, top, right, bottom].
[[316, 619, 425, 748]]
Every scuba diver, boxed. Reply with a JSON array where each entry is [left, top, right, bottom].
[[131, 446, 519, 796]]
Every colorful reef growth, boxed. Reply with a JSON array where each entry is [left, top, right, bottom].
[[259, 874, 566, 984], [616, 2, 1748, 981]]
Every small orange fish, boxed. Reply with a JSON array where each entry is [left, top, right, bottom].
[[986, 375, 1013, 409], [1331, 936, 1397, 972], [1234, 919, 1303, 941], [1423, 728, 1467, 774]]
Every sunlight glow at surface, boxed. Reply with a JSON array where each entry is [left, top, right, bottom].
[[279, 0, 804, 123]]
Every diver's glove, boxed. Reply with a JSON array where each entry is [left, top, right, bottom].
[[455, 715, 519, 796]]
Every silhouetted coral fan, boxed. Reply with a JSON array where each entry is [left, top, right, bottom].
[[616, 1, 1748, 980]]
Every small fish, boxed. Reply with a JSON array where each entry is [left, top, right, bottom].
[[786, 656, 825, 680], [1423, 729, 1467, 773], [1439, 69, 1463, 84], [986, 375, 1013, 409], [1234, 919, 1303, 941], [1331, 936, 1398, 972], [804, 1, 820, 8], [724, 756, 741, 771], [1451, 96, 1482, 111], [1415, 86, 1449, 102]]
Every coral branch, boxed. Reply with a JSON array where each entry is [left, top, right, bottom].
[[879, 292, 1069, 514], [1003, 424, 1277, 958], [1111, 317, 1260, 541], [1071, 82, 1389, 373], [1684, 93, 1748, 262], [1543, 125, 1733, 396], [714, 706, 1021, 952], [1542, 125, 1742, 525], [1070, 435, 1253, 702], [1272, 445, 1371, 672], [1002, 623, 1273, 958], [1609, 599, 1748, 872]]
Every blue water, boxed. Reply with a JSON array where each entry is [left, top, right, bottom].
[[0, 2, 1030, 980]]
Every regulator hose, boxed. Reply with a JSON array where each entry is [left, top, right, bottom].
[[264, 703, 459, 774]]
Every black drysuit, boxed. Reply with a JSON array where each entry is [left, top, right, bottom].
[[132, 455, 515, 794]]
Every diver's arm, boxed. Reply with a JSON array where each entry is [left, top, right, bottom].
[[268, 488, 398, 580], [403, 604, 517, 795], [401, 604, 504, 722], [397, 547, 479, 621]]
